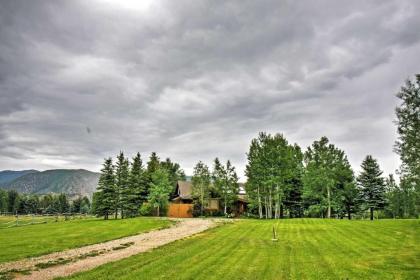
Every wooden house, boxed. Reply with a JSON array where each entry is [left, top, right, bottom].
[[168, 181, 248, 218]]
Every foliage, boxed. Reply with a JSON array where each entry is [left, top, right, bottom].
[[212, 158, 239, 215], [246, 133, 304, 219], [93, 151, 185, 219], [128, 153, 147, 215], [357, 155, 386, 220], [0, 190, 87, 215], [160, 157, 186, 188], [139, 203, 153, 216], [115, 152, 130, 218], [303, 136, 355, 218], [191, 161, 211, 216], [395, 75, 420, 216], [148, 168, 172, 216], [385, 174, 417, 218], [95, 158, 116, 219]]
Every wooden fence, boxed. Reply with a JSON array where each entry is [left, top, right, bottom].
[[167, 203, 193, 218]]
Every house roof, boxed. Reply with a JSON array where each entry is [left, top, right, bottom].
[[177, 181, 192, 199]]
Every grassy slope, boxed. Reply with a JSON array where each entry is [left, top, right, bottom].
[[65, 219, 420, 280], [0, 217, 171, 263]]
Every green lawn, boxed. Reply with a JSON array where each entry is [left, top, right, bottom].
[[64, 219, 420, 280], [0, 217, 171, 263]]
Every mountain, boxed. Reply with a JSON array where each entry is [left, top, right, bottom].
[[0, 170, 39, 185], [0, 169, 100, 196]]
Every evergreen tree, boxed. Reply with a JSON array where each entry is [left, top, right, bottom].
[[128, 152, 146, 216], [357, 155, 386, 220], [7, 190, 19, 214], [57, 193, 69, 213], [80, 196, 91, 214], [191, 161, 211, 216], [115, 151, 130, 219], [0, 190, 7, 213], [395, 75, 420, 216], [339, 182, 360, 219], [160, 158, 186, 188], [148, 168, 172, 217], [95, 158, 116, 219], [147, 152, 161, 175], [145, 152, 161, 193], [71, 197, 82, 213]]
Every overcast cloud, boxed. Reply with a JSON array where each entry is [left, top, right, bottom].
[[0, 0, 419, 179]]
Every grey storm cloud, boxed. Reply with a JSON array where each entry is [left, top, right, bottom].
[[0, 0, 419, 178]]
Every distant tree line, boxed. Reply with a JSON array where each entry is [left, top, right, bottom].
[[0, 190, 90, 215], [92, 152, 185, 219]]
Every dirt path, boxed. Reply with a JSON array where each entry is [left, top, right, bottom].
[[0, 218, 218, 280]]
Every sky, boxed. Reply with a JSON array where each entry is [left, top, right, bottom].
[[0, 0, 419, 179]]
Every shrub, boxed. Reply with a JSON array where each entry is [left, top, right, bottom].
[[139, 203, 153, 216]]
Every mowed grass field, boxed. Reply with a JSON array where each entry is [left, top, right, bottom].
[[0, 217, 171, 263], [64, 219, 420, 280]]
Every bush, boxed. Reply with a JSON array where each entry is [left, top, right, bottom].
[[139, 203, 153, 216]]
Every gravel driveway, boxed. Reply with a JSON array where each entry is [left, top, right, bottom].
[[0, 218, 217, 280]]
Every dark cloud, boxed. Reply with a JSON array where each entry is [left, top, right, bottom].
[[0, 0, 419, 178]]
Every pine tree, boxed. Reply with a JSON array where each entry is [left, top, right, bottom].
[[0, 190, 7, 214], [357, 155, 386, 220], [145, 152, 161, 194], [191, 161, 211, 216], [339, 182, 360, 220], [160, 158, 186, 188], [116, 151, 130, 219], [128, 152, 146, 216], [95, 158, 116, 219], [147, 152, 161, 175], [57, 193, 70, 213]]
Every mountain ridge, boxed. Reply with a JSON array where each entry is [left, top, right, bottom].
[[0, 169, 100, 196], [0, 169, 39, 185]]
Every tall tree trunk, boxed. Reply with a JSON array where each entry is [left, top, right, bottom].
[[201, 186, 204, 216], [280, 204, 284, 219], [347, 206, 351, 220], [264, 195, 268, 219], [224, 196, 227, 215], [327, 186, 331, 218], [268, 189, 272, 219], [370, 207, 374, 220], [257, 186, 263, 219], [114, 208, 118, 219]]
